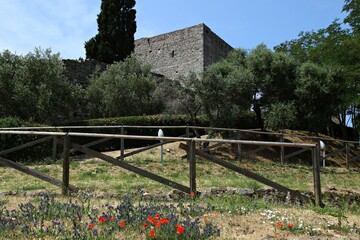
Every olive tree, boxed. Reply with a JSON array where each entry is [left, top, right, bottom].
[[86, 55, 163, 118], [197, 49, 255, 128], [295, 63, 343, 132], [247, 44, 298, 130], [0, 48, 76, 124]]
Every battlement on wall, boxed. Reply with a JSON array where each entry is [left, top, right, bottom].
[[134, 23, 233, 80]]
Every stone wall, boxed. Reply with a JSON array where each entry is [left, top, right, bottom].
[[62, 59, 107, 85], [62, 24, 233, 84], [134, 23, 233, 80], [203, 24, 234, 67]]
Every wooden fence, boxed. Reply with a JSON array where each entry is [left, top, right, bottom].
[[0, 125, 358, 207]]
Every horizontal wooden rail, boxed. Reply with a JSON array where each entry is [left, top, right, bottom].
[[1, 125, 358, 144], [0, 130, 316, 148], [0, 125, 188, 130], [189, 126, 358, 143]]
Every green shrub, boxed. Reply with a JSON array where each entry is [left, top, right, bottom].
[[0, 117, 52, 163], [264, 102, 297, 131], [0, 49, 78, 124]]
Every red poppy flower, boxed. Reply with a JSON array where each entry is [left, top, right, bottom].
[[147, 216, 155, 224], [119, 221, 126, 227], [143, 223, 148, 228], [88, 223, 95, 229], [160, 218, 169, 224], [155, 221, 161, 229], [287, 223, 294, 228], [154, 214, 160, 220], [190, 191, 195, 197], [149, 229, 156, 238], [98, 216, 107, 223], [176, 224, 185, 234], [276, 222, 283, 228], [109, 216, 115, 221]]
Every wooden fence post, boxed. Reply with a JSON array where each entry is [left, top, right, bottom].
[[237, 130, 242, 161], [186, 126, 190, 138], [52, 135, 57, 160], [312, 145, 323, 207], [120, 127, 125, 160], [280, 134, 284, 165], [62, 135, 71, 196], [345, 142, 349, 169], [188, 140, 196, 195]]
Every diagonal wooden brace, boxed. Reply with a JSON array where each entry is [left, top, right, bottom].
[[0, 156, 78, 193], [179, 143, 314, 204], [57, 137, 193, 195]]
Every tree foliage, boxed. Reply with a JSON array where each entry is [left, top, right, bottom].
[[295, 63, 343, 131], [264, 102, 297, 131], [169, 72, 202, 125], [85, 0, 137, 64], [247, 44, 297, 130], [196, 49, 255, 128], [274, 0, 360, 131], [194, 44, 348, 134], [0, 48, 77, 124], [86, 55, 163, 118], [343, 0, 360, 33]]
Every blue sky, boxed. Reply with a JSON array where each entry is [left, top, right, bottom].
[[0, 0, 347, 59]]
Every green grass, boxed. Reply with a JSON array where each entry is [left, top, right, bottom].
[[0, 152, 359, 217], [0, 155, 359, 196], [15, 184, 47, 191], [34, 166, 50, 173]]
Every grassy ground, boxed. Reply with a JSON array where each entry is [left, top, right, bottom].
[[0, 146, 359, 194], [0, 141, 359, 239]]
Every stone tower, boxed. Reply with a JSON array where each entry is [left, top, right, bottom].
[[134, 23, 233, 80]]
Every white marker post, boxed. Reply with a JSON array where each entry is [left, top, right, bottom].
[[320, 140, 326, 167], [158, 129, 164, 162]]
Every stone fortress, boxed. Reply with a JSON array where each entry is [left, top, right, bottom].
[[63, 23, 233, 82], [134, 23, 233, 80]]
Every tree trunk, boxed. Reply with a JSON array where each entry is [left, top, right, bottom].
[[340, 110, 349, 140], [253, 104, 264, 131]]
